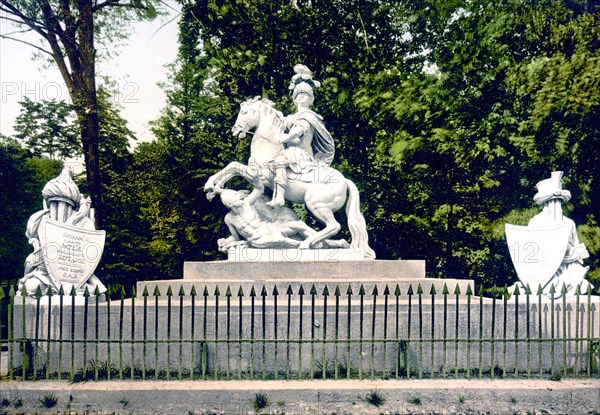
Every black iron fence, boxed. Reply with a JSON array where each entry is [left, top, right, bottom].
[[0, 282, 598, 381]]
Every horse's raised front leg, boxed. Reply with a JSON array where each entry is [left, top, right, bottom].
[[205, 162, 250, 199]]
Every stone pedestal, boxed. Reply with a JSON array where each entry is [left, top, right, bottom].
[[136, 254, 473, 299]]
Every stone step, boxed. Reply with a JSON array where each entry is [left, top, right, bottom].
[[183, 259, 426, 280]]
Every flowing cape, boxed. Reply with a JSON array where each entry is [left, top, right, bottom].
[[295, 110, 335, 165]]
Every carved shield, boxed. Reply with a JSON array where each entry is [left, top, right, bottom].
[[38, 216, 105, 293], [505, 223, 570, 290]]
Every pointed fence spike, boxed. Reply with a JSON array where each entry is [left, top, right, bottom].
[[224, 286, 231, 297], [575, 284, 581, 296], [58, 285, 65, 296], [394, 284, 401, 296], [238, 286, 244, 297], [334, 285, 341, 296], [525, 284, 532, 295], [35, 286, 43, 300], [272, 285, 279, 296], [131, 285, 137, 298], [561, 283, 568, 294], [179, 285, 186, 296], [579, 304, 586, 312], [250, 286, 256, 297], [555, 304, 561, 312], [359, 284, 366, 296], [586, 284, 593, 295], [346, 285, 353, 295], [47, 286, 54, 297], [0, 286, 5, 300], [416, 284, 423, 295], [203, 285, 209, 297], [298, 285, 305, 296], [383, 285, 390, 296], [214, 286, 220, 296], [537, 284, 544, 296], [549, 284, 556, 295], [442, 283, 449, 295], [72, 285, 79, 298], [153, 286, 161, 297], [9, 286, 16, 298], [454, 284, 461, 295], [166, 285, 173, 297], [430, 284, 437, 295], [407, 285, 414, 296], [466, 284, 473, 296], [372, 285, 378, 296], [591, 304, 597, 312], [513, 284, 521, 296], [190, 285, 198, 296], [142, 286, 149, 297], [322, 285, 329, 296], [94, 286, 100, 296], [310, 284, 318, 295], [566, 304, 572, 312], [83, 286, 90, 298], [261, 285, 267, 297], [286, 285, 294, 295]]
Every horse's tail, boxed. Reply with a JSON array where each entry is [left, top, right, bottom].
[[345, 179, 376, 259]]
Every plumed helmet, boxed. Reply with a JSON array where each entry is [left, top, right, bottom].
[[288, 64, 321, 101], [533, 171, 571, 205], [42, 167, 81, 207]]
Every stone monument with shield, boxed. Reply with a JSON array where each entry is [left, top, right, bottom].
[[17, 167, 106, 298], [506, 171, 592, 298]]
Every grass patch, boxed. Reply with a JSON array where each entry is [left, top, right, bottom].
[[253, 392, 270, 412], [407, 396, 422, 405], [39, 393, 58, 408], [365, 389, 386, 407]]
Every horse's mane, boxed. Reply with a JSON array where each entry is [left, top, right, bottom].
[[244, 96, 284, 130]]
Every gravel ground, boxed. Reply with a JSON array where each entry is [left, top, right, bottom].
[[0, 379, 598, 415]]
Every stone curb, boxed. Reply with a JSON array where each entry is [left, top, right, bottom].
[[1, 379, 599, 414]]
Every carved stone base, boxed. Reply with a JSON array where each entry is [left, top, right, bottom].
[[135, 258, 477, 300], [226, 246, 366, 262]]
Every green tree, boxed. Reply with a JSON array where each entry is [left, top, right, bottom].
[[0, 0, 161, 228], [0, 136, 62, 282], [355, 0, 599, 288], [152, 0, 416, 258], [13, 97, 80, 160]]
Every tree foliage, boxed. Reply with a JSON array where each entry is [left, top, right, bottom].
[[0, 136, 62, 282], [7, 0, 596, 291], [147, 0, 598, 289], [13, 98, 80, 160], [0, 0, 161, 229]]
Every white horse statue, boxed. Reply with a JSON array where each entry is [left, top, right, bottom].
[[205, 97, 375, 259]]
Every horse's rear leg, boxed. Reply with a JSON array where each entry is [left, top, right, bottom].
[[298, 207, 341, 250]]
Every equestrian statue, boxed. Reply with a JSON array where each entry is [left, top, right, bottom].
[[205, 64, 375, 259]]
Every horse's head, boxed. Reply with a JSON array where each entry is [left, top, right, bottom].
[[231, 96, 283, 139], [231, 96, 262, 138]]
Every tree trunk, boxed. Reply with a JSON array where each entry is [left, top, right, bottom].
[[76, 0, 103, 229]]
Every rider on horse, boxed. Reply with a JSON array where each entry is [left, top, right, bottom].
[[266, 64, 335, 208]]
